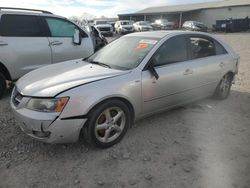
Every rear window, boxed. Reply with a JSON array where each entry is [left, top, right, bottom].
[[189, 37, 216, 59], [0, 14, 43, 37], [214, 40, 228, 55]]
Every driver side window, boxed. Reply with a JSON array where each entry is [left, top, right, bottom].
[[152, 35, 188, 67], [46, 17, 79, 37]]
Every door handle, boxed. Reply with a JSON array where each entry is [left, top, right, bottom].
[[50, 41, 63, 46], [183, 69, 193, 75], [0, 41, 8, 46], [219, 62, 225, 68]]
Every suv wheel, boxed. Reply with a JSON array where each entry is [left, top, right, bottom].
[[0, 73, 6, 99], [214, 73, 233, 100], [82, 100, 131, 148]]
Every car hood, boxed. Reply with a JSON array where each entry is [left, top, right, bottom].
[[16, 59, 130, 97], [96, 24, 112, 28], [121, 25, 133, 28]]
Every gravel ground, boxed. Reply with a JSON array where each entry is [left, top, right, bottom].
[[0, 33, 250, 188]]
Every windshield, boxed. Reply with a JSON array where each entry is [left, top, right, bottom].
[[120, 21, 130, 25], [86, 36, 159, 70], [96, 21, 108, 25], [139, 21, 150, 25], [193, 21, 205, 26]]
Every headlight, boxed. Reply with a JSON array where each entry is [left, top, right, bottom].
[[26, 97, 69, 113]]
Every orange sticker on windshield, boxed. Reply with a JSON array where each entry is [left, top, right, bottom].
[[136, 43, 149, 49]]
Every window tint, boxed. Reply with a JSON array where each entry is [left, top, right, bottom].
[[189, 37, 216, 59], [46, 18, 78, 37], [152, 36, 188, 67], [0, 15, 43, 37], [214, 40, 227, 55]]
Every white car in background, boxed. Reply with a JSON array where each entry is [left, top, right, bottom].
[[94, 20, 113, 37], [133, 21, 153, 32], [114, 20, 135, 34]]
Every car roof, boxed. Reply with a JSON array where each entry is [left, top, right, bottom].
[[127, 30, 215, 39], [126, 30, 192, 39], [0, 9, 65, 19]]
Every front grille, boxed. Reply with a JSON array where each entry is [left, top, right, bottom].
[[125, 27, 133, 30], [99, 27, 111, 31], [12, 87, 23, 107]]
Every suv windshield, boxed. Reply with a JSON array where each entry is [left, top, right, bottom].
[[96, 21, 108, 25], [86, 36, 159, 70], [120, 21, 130, 25], [139, 21, 150, 25], [193, 21, 205, 26]]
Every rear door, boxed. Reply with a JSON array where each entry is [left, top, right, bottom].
[[0, 14, 52, 80], [185, 34, 226, 97], [43, 17, 94, 63]]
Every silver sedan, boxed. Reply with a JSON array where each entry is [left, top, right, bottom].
[[11, 31, 239, 148]]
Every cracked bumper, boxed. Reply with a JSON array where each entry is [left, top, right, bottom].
[[11, 103, 87, 144]]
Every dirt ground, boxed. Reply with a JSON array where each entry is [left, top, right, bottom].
[[0, 33, 250, 188]]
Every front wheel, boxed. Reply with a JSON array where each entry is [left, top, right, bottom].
[[0, 73, 6, 99], [214, 73, 233, 100], [82, 100, 131, 148]]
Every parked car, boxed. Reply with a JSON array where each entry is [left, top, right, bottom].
[[114, 20, 135, 34], [133, 21, 153, 32], [108, 21, 116, 31], [152, 19, 174, 30], [90, 26, 108, 51], [183, 21, 208, 32], [94, 20, 113, 37], [0, 7, 96, 98], [11, 31, 239, 148]]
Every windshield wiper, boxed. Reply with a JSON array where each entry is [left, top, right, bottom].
[[90, 61, 112, 69]]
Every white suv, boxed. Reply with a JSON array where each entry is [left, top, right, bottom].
[[0, 7, 95, 98], [114, 20, 135, 34]]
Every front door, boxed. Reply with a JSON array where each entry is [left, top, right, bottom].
[[44, 17, 94, 63], [142, 35, 196, 115]]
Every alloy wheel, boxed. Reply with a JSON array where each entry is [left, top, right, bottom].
[[94, 107, 126, 143]]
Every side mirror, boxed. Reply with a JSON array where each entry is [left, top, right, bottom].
[[73, 29, 82, 45], [148, 63, 159, 80]]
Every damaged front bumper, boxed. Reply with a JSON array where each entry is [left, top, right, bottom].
[[11, 96, 87, 144]]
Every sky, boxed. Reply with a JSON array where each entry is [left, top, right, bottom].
[[1, 0, 218, 18]]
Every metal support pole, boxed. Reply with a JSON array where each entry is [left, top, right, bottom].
[[179, 12, 183, 29], [144, 15, 146, 21]]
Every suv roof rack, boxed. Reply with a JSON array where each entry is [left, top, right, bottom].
[[0, 7, 53, 14]]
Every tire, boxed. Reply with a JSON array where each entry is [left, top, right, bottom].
[[82, 99, 131, 148], [0, 72, 6, 99], [214, 73, 233, 100]]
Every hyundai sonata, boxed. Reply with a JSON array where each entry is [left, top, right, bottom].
[[11, 31, 239, 148]]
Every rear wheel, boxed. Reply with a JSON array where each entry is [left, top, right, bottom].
[[214, 73, 233, 100], [0, 73, 6, 99], [82, 100, 131, 148]]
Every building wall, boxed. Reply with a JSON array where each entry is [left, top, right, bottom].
[[183, 6, 250, 28], [119, 14, 181, 23], [119, 5, 250, 29]]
